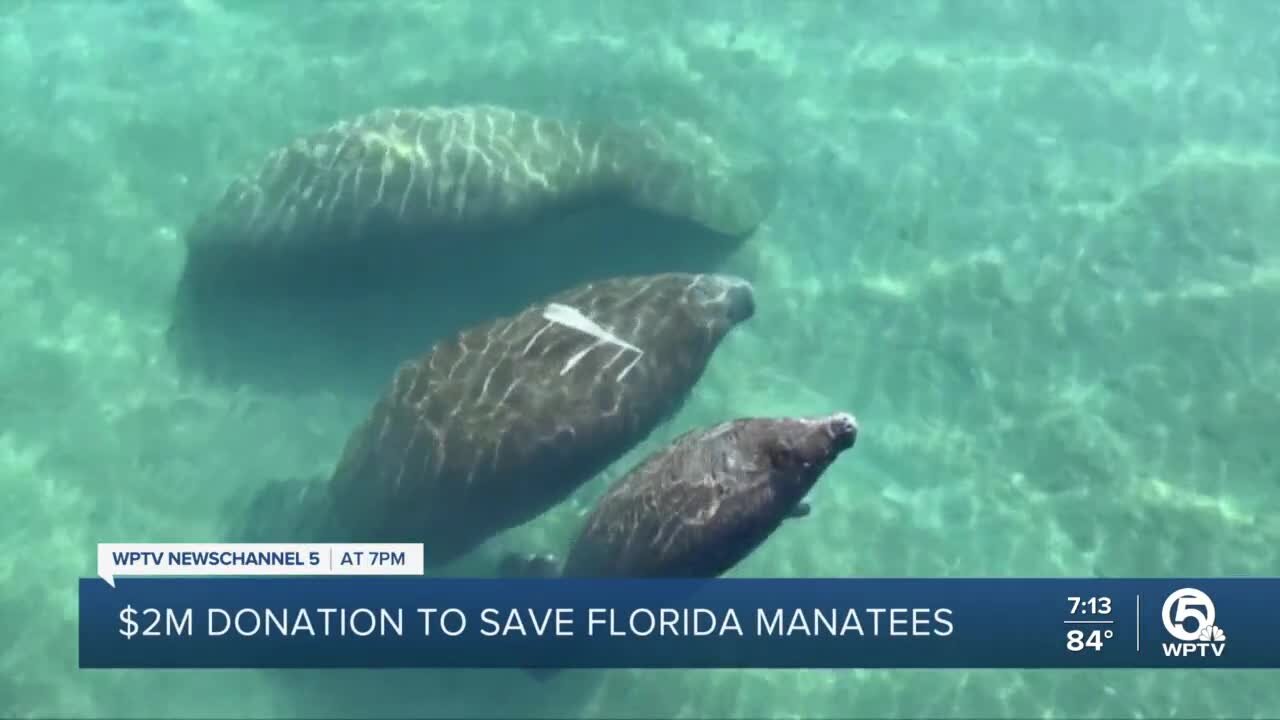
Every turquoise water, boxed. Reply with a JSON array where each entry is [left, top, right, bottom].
[[3, 0, 1279, 717]]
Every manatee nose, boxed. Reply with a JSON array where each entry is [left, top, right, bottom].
[[718, 275, 755, 324], [826, 412, 858, 451]]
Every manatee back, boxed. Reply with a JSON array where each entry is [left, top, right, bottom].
[[561, 414, 857, 578], [558, 422, 780, 578], [168, 105, 771, 394], [178, 105, 774, 295], [179, 106, 624, 291], [319, 273, 754, 567]]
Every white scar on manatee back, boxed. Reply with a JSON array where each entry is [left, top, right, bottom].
[[521, 302, 646, 381]]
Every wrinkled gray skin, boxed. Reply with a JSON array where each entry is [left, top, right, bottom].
[[504, 412, 858, 579], [237, 273, 758, 569]]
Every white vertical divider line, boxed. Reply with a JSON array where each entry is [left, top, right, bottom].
[[1136, 594, 1140, 652]]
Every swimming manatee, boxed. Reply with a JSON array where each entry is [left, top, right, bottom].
[[501, 412, 858, 579], [236, 273, 756, 568], [168, 105, 775, 392], [497, 411, 857, 682]]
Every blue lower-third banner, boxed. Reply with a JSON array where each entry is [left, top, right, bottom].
[[79, 577, 1280, 668]]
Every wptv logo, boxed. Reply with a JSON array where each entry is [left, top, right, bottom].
[[1160, 587, 1227, 659]]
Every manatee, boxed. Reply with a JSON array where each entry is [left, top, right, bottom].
[[236, 272, 756, 567], [169, 105, 775, 392], [501, 412, 858, 579]]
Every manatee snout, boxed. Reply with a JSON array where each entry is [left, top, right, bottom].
[[825, 412, 858, 452], [773, 411, 858, 485], [694, 273, 755, 325], [773, 411, 857, 515], [723, 276, 755, 324]]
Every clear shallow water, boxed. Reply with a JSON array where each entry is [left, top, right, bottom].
[[2, 0, 1278, 717]]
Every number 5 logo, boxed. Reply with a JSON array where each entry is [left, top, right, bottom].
[[1161, 588, 1215, 642]]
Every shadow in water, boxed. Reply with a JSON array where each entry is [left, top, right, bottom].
[[166, 207, 761, 400]]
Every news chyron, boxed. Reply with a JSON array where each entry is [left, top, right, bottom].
[[97, 543, 421, 587], [80, 542, 1275, 670]]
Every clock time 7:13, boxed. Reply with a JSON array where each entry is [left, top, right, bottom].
[[1068, 596, 1112, 615]]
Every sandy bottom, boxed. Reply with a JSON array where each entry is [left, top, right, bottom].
[[2, 1, 1278, 717]]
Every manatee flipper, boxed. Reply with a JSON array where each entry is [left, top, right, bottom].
[[786, 501, 811, 520], [498, 552, 561, 579]]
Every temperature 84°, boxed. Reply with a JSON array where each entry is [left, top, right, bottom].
[[1066, 627, 1113, 652]]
